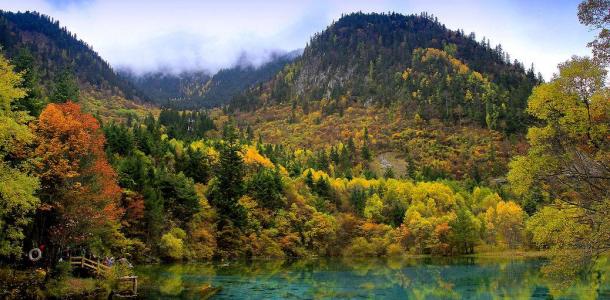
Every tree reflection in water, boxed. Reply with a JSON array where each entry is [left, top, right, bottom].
[[136, 257, 609, 299]]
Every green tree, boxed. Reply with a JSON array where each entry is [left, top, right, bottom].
[[304, 169, 314, 188], [349, 187, 366, 217], [159, 227, 187, 261], [247, 167, 285, 210], [50, 68, 79, 103], [156, 171, 200, 226], [361, 127, 372, 161], [364, 194, 384, 223], [449, 208, 479, 254], [383, 166, 395, 179], [207, 124, 247, 228], [182, 146, 211, 183], [11, 48, 45, 116], [143, 186, 164, 244]]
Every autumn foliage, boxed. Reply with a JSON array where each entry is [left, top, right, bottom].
[[33, 101, 122, 248]]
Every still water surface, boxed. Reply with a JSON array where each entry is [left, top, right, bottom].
[[135, 257, 610, 299]]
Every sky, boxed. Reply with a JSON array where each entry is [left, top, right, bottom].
[[3, 0, 596, 79]]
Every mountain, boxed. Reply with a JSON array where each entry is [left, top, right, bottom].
[[123, 50, 300, 108], [228, 12, 544, 181], [231, 12, 541, 134], [120, 69, 211, 106], [194, 50, 301, 108], [0, 10, 146, 102]]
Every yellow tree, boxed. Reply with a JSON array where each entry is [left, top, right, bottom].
[[483, 201, 525, 249], [0, 54, 39, 258], [508, 57, 609, 275]]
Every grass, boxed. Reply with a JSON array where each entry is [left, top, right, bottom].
[[46, 277, 101, 298]]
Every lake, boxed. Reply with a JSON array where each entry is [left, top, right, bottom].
[[135, 257, 610, 299]]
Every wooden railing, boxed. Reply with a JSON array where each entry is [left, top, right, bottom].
[[69, 256, 111, 276], [69, 256, 137, 296]]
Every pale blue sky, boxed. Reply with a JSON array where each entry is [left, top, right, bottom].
[[4, 0, 595, 78]]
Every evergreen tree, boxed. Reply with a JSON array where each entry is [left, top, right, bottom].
[[349, 188, 366, 217], [156, 171, 200, 226], [362, 127, 372, 161], [246, 125, 254, 143], [50, 68, 79, 103], [346, 137, 356, 161], [182, 147, 211, 183], [143, 186, 164, 244], [314, 177, 332, 200], [383, 166, 395, 179], [207, 124, 247, 228], [247, 167, 285, 210], [11, 48, 45, 116], [305, 169, 315, 189]]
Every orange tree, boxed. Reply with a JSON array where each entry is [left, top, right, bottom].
[[32, 101, 122, 255]]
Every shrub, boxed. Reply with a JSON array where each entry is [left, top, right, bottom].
[[160, 227, 187, 261], [343, 237, 376, 257], [386, 243, 404, 256]]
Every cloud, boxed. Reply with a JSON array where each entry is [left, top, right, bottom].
[[4, 0, 595, 79], [45, 0, 93, 10]]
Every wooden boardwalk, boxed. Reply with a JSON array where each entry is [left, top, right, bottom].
[[69, 256, 137, 297]]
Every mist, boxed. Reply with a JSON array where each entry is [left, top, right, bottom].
[[3, 0, 595, 79]]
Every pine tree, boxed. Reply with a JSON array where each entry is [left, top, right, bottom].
[[247, 167, 285, 210], [383, 166, 395, 179], [50, 68, 79, 103], [347, 137, 356, 161], [207, 123, 246, 229], [362, 127, 372, 161], [246, 125, 254, 143], [305, 170, 314, 189], [11, 48, 45, 116]]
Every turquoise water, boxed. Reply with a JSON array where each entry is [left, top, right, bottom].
[[135, 257, 610, 299]]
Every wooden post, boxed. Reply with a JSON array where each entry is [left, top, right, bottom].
[[133, 277, 138, 295]]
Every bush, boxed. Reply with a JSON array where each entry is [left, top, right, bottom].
[[188, 227, 217, 260], [160, 227, 187, 261], [53, 261, 72, 279], [386, 243, 404, 256], [343, 237, 376, 257], [249, 232, 285, 258]]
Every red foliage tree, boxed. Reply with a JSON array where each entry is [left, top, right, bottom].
[[33, 101, 122, 249]]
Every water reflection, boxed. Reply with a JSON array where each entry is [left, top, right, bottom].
[[136, 257, 609, 299]]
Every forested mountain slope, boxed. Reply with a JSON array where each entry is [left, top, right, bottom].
[[232, 12, 542, 134], [0, 10, 146, 101], [123, 50, 300, 108], [120, 70, 211, 106]]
